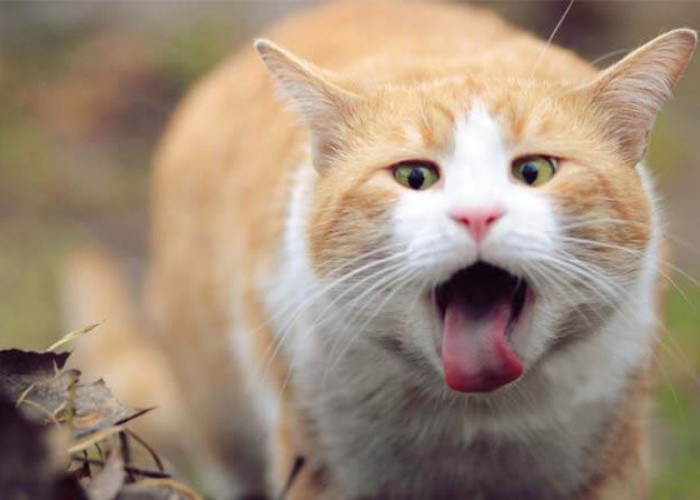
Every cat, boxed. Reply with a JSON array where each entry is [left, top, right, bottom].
[[63, 1, 697, 499]]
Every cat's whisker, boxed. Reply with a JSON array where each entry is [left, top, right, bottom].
[[307, 245, 452, 385], [529, 250, 627, 303], [555, 235, 700, 308], [253, 240, 407, 335], [529, 0, 576, 81], [322, 263, 417, 352], [649, 345, 690, 429], [277, 262, 416, 393], [489, 235, 629, 309], [324, 270, 420, 383], [590, 47, 632, 67], [553, 229, 700, 290], [652, 320, 700, 388], [517, 0, 576, 116], [526, 242, 700, 399], [287, 265, 421, 394], [663, 232, 700, 258], [261, 247, 403, 344], [260, 246, 417, 381], [557, 217, 652, 232], [270, 239, 451, 385], [525, 261, 609, 332], [558, 209, 697, 261], [557, 235, 646, 255]]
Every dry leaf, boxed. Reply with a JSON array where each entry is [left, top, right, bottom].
[[0, 349, 148, 439], [0, 350, 70, 401], [70, 379, 150, 439], [0, 347, 200, 499]]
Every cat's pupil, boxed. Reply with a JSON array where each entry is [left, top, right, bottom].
[[408, 168, 425, 189], [521, 163, 539, 185]]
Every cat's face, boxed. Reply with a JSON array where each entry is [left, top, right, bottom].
[[257, 29, 696, 394], [304, 80, 651, 393]]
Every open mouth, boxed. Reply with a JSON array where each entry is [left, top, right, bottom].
[[434, 262, 530, 393]]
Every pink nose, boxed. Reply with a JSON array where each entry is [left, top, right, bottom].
[[451, 206, 505, 242]]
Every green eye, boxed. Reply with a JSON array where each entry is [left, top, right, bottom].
[[512, 156, 556, 186], [393, 162, 440, 190]]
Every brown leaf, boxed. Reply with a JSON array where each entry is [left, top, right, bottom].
[[0, 349, 187, 498], [70, 379, 149, 439], [17, 369, 81, 424], [0, 349, 147, 439], [0, 350, 70, 401]]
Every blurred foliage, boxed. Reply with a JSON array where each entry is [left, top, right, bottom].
[[0, 4, 251, 351], [653, 280, 700, 498], [0, 1, 698, 496]]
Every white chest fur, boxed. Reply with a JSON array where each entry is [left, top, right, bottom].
[[261, 161, 660, 500]]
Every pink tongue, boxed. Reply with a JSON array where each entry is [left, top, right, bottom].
[[441, 301, 523, 393]]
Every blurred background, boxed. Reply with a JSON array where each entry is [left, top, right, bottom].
[[0, 1, 698, 497]]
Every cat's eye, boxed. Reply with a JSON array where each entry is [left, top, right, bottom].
[[512, 156, 556, 187], [393, 162, 440, 191]]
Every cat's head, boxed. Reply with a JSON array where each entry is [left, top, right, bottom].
[[257, 29, 696, 395]]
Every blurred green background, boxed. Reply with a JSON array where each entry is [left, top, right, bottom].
[[0, 1, 698, 497]]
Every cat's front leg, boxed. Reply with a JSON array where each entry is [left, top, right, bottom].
[[576, 429, 649, 500], [577, 460, 648, 500], [270, 406, 356, 500]]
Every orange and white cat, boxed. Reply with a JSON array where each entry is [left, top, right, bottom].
[[63, 1, 697, 499]]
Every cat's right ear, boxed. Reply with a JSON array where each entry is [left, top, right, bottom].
[[579, 29, 697, 166], [255, 39, 362, 172]]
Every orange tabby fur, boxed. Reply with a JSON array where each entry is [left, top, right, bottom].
[[63, 1, 696, 499]]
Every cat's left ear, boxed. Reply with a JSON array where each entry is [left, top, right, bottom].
[[255, 39, 362, 172], [580, 29, 697, 165]]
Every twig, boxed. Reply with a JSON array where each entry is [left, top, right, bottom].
[[278, 456, 306, 500], [126, 428, 165, 472], [14, 383, 37, 408], [119, 431, 135, 482], [17, 399, 61, 427], [47, 322, 102, 352], [71, 456, 171, 479]]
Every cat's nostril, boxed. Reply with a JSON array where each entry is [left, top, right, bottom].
[[451, 206, 505, 242]]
